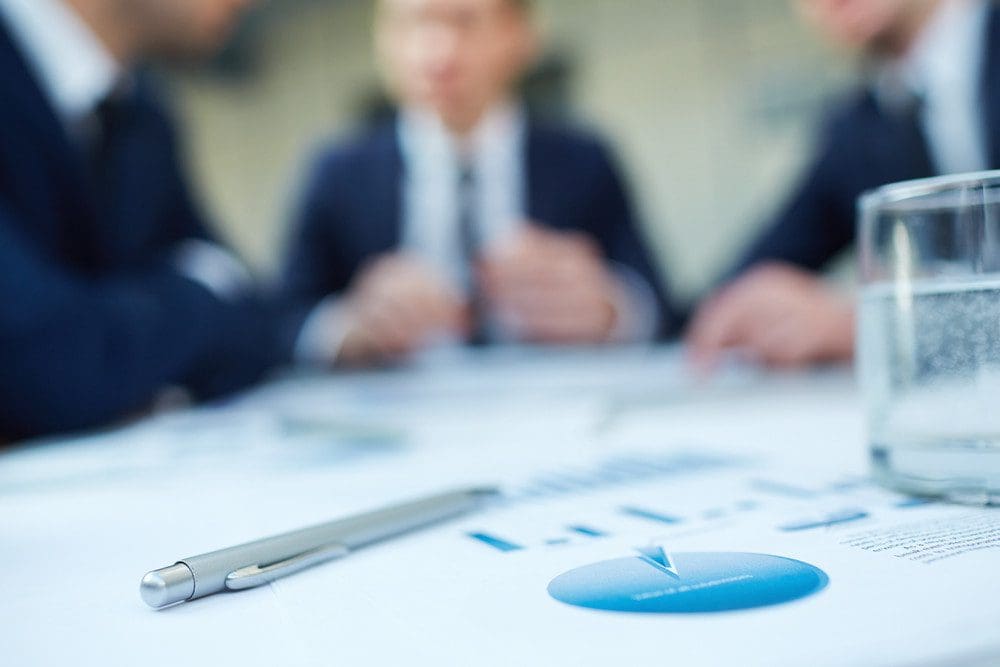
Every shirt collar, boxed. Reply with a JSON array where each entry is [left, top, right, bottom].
[[875, 0, 989, 111], [398, 101, 526, 173], [0, 0, 120, 125]]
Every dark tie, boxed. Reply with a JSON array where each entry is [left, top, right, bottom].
[[891, 94, 935, 178], [72, 90, 134, 263], [888, 94, 963, 259], [458, 163, 488, 346], [84, 93, 132, 212]]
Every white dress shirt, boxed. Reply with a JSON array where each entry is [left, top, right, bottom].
[[398, 103, 527, 291], [878, 0, 991, 175], [0, 0, 251, 300]]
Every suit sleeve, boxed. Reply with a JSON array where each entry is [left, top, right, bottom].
[[587, 144, 681, 338], [730, 114, 857, 276], [0, 127, 295, 441], [281, 153, 357, 305], [0, 205, 252, 437], [149, 101, 303, 404]]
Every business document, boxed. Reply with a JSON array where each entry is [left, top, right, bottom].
[[273, 446, 1000, 666]]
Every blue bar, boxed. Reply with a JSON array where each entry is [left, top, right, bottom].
[[568, 525, 606, 537], [620, 505, 682, 525], [895, 498, 932, 508], [779, 510, 869, 532], [829, 479, 869, 492], [467, 532, 524, 552], [533, 478, 577, 493], [751, 479, 819, 498], [545, 538, 571, 546]]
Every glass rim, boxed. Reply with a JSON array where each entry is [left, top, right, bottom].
[[859, 169, 1000, 212]]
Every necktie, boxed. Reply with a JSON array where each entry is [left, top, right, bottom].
[[887, 93, 961, 258], [458, 162, 488, 346], [891, 93, 935, 179], [71, 89, 133, 263], [84, 92, 132, 214]]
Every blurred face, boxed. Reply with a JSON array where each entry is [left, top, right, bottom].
[[796, 0, 934, 52], [122, 0, 256, 58], [376, 0, 538, 133]]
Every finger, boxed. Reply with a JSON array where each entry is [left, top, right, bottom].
[[339, 302, 412, 365], [366, 263, 464, 335], [484, 255, 607, 304], [486, 225, 600, 269], [519, 225, 601, 257], [517, 308, 613, 344], [495, 286, 616, 343], [753, 323, 817, 369], [356, 302, 416, 356], [687, 291, 758, 354]]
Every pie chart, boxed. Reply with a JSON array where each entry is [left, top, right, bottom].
[[548, 550, 828, 614]]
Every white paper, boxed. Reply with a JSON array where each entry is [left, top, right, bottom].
[[273, 451, 1000, 667]]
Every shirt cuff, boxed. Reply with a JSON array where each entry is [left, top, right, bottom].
[[171, 239, 253, 301], [294, 295, 351, 366], [609, 263, 661, 343]]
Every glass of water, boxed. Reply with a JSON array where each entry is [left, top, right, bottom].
[[858, 171, 1000, 504]]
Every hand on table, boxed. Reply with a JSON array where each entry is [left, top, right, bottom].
[[339, 254, 467, 365], [479, 225, 626, 344], [686, 263, 855, 370]]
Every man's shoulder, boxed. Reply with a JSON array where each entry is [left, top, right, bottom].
[[527, 118, 611, 156], [309, 121, 400, 180], [525, 118, 619, 178]]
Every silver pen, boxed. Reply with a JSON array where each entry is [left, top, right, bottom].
[[140, 486, 500, 609]]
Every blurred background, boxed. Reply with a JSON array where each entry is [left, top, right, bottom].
[[170, 0, 857, 302]]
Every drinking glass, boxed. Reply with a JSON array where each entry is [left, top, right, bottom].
[[858, 171, 1000, 504]]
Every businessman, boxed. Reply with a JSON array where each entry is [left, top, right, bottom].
[[689, 0, 1000, 368], [0, 0, 310, 440], [283, 0, 675, 366]]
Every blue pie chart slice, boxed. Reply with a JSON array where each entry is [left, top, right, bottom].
[[548, 552, 828, 613]]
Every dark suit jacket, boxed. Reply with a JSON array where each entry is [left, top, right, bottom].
[[282, 119, 677, 338], [0, 20, 298, 441], [732, 6, 1000, 274]]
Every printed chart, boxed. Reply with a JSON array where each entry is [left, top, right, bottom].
[[548, 550, 829, 613]]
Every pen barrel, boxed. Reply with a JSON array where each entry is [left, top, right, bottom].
[[181, 529, 334, 599], [180, 488, 492, 599]]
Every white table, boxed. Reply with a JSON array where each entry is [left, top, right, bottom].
[[3, 346, 998, 666]]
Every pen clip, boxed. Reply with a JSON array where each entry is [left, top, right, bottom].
[[225, 543, 350, 591]]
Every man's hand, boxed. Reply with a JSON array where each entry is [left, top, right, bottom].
[[339, 254, 467, 365], [686, 263, 855, 369], [479, 226, 625, 344]]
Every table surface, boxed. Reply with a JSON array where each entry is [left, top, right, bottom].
[[2, 345, 997, 666]]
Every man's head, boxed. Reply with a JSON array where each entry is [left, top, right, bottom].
[[70, 0, 255, 61], [795, 0, 941, 54], [375, 0, 539, 134]]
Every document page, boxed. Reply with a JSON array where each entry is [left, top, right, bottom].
[[272, 447, 1000, 667]]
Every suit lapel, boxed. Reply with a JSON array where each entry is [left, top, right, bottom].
[[0, 19, 94, 222], [982, 4, 1000, 168], [367, 122, 404, 254], [524, 123, 554, 226]]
